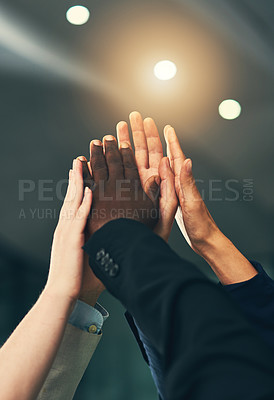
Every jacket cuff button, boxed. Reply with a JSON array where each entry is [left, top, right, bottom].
[[96, 249, 105, 261], [109, 264, 119, 277]]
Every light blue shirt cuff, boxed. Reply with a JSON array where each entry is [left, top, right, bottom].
[[69, 300, 109, 334]]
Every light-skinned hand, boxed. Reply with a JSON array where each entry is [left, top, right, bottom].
[[116, 112, 178, 241], [46, 158, 95, 303]]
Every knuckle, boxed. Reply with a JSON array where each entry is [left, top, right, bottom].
[[107, 154, 122, 165], [92, 158, 107, 171]]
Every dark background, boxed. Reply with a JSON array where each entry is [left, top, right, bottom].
[[0, 0, 274, 399]]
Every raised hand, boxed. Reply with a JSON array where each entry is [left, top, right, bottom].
[[164, 126, 258, 284], [164, 125, 221, 256], [116, 112, 178, 241], [87, 135, 159, 236], [76, 156, 105, 306], [46, 158, 93, 302]]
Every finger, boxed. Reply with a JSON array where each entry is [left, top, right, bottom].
[[129, 111, 149, 170], [116, 121, 132, 149], [90, 140, 108, 182], [164, 126, 186, 178], [159, 157, 178, 211], [143, 117, 163, 169], [62, 168, 75, 208], [61, 160, 82, 219], [87, 161, 92, 177], [154, 157, 178, 241], [77, 156, 94, 190], [75, 187, 92, 231], [119, 142, 139, 180], [103, 135, 124, 180], [179, 159, 202, 203], [71, 158, 85, 209]]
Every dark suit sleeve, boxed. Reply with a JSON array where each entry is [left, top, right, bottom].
[[84, 219, 274, 400], [222, 261, 274, 352]]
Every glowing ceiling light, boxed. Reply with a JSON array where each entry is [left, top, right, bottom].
[[66, 6, 90, 26], [218, 99, 241, 120], [154, 60, 177, 81]]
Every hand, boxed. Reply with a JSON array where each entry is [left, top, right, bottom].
[[164, 125, 223, 257], [87, 134, 159, 236], [116, 112, 178, 241], [164, 126, 259, 284], [77, 156, 105, 306], [45, 159, 93, 303]]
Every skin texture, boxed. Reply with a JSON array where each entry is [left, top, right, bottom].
[[76, 156, 105, 306], [116, 112, 178, 241], [163, 125, 258, 285], [87, 134, 159, 236], [83, 112, 257, 286], [0, 159, 95, 400]]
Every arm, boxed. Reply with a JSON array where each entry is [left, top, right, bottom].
[[84, 136, 274, 400], [0, 159, 93, 400], [37, 300, 107, 400], [164, 125, 258, 285], [117, 113, 176, 399], [0, 291, 74, 400], [85, 218, 274, 400]]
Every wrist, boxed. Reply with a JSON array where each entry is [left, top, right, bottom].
[[193, 227, 224, 259], [198, 231, 258, 284], [79, 291, 101, 307], [43, 285, 77, 313]]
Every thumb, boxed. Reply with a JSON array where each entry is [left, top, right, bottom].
[[77, 156, 95, 191], [179, 159, 201, 204]]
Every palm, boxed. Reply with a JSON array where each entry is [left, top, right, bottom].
[[129, 112, 163, 189], [139, 166, 159, 190], [116, 112, 178, 241]]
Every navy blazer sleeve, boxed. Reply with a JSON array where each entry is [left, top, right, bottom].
[[84, 219, 274, 400], [222, 261, 274, 352], [126, 263, 274, 399]]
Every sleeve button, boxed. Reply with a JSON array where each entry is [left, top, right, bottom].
[[88, 325, 98, 334], [96, 249, 105, 261], [100, 253, 110, 266], [109, 264, 119, 277], [104, 258, 113, 272]]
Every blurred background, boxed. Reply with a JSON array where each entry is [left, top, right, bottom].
[[0, 0, 274, 399]]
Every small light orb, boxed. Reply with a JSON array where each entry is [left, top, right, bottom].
[[154, 60, 177, 81], [218, 99, 241, 120], [66, 6, 90, 26]]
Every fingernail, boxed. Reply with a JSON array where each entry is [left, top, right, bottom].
[[120, 142, 130, 149], [85, 186, 91, 194], [186, 159, 192, 174], [129, 111, 139, 119], [117, 121, 127, 129], [164, 125, 173, 138], [77, 155, 87, 161], [104, 135, 116, 141], [165, 157, 170, 168], [91, 140, 102, 146]]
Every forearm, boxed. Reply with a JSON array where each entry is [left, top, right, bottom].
[[0, 289, 74, 400], [201, 231, 258, 285], [85, 219, 274, 400]]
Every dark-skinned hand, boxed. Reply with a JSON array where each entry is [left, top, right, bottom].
[[85, 135, 160, 237]]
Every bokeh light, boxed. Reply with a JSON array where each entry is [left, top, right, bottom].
[[66, 6, 90, 26], [219, 99, 241, 120], [154, 60, 177, 81]]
